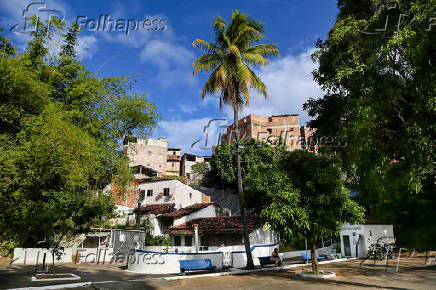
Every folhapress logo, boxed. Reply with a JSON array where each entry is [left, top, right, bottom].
[[9, 2, 166, 36], [10, 2, 65, 34], [74, 15, 166, 35]]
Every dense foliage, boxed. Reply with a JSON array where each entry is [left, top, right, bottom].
[[0, 22, 159, 254], [304, 0, 436, 249], [210, 142, 364, 274], [261, 150, 364, 274], [210, 139, 287, 212]]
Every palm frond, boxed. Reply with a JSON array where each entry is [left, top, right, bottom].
[[242, 53, 269, 66], [213, 17, 231, 48], [243, 44, 279, 59], [192, 53, 222, 76], [193, 11, 278, 111], [192, 39, 223, 55]]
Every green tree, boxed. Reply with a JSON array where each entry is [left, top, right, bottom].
[[262, 150, 365, 274], [192, 11, 279, 269], [0, 24, 159, 254], [211, 139, 287, 213], [304, 0, 436, 248], [0, 27, 15, 56]]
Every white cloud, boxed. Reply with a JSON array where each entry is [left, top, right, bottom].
[[140, 39, 193, 69], [178, 104, 198, 114], [97, 8, 195, 88], [77, 35, 99, 60], [138, 38, 196, 87], [220, 48, 322, 126]]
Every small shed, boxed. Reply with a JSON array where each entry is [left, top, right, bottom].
[[340, 223, 395, 258]]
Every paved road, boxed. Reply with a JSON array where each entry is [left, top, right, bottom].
[[1, 260, 435, 289]]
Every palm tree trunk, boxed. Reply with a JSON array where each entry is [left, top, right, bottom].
[[234, 108, 255, 269]]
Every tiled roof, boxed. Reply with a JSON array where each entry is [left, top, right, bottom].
[[139, 203, 175, 215], [161, 203, 215, 219], [167, 215, 262, 234]]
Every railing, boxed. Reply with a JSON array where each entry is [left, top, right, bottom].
[[167, 155, 180, 161]]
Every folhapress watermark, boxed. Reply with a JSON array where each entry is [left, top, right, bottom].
[[10, 2, 65, 34], [9, 2, 166, 35], [191, 118, 347, 151], [74, 15, 166, 35]]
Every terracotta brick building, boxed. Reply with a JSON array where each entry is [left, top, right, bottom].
[[221, 114, 302, 150], [300, 126, 319, 153]]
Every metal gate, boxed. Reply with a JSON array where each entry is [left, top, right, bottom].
[[110, 229, 145, 254]]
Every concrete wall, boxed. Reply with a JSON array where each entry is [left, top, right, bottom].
[[13, 248, 73, 264], [340, 223, 395, 258], [128, 242, 279, 274], [128, 249, 224, 274], [124, 138, 168, 175]]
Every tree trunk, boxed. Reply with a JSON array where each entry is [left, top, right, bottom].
[[311, 236, 319, 275], [52, 252, 55, 274], [234, 108, 255, 270]]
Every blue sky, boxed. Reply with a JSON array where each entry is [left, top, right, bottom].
[[0, 0, 339, 155]]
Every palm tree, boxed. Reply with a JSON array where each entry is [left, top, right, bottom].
[[192, 11, 279, 269]]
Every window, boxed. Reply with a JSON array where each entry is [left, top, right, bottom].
[[267, 128, 272, 134], [147, 189, 153, 197], [139, 190, 145, 201], [189, 192, 192, 199], [172, 162, 176, 168], [163, 188, 170, 196], [173, 151, 176, 155], [184, 236, 192, 246], [174, 236, 181, 246]]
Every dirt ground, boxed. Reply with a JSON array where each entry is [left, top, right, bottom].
[[145, 259, 435, 290]]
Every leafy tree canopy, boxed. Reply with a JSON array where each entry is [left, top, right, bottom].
[[261, 150, 365, 274], [304, 0, 436, 248], [0, 23, 159, 253]]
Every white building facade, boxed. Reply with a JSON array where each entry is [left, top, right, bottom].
[[340, 223, 395, 258], [137, 179, 209, 209]]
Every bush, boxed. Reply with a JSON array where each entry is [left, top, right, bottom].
[[145, 234, 170, 246]]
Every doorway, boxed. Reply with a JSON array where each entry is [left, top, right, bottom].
[[342, 235, 352, 256]]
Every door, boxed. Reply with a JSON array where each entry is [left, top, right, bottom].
[[342, 235, 352, 256]]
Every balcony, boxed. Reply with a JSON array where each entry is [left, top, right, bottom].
[[167, 155, 180, 161]]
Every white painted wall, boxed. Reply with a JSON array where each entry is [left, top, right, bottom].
[[138, 180, 203, 209], [128, 243, 278, 274], [340, 224, 394, 258], [173, 205, 217, 226], [13, 248, 73, 264], [128, 250, 223, 274]]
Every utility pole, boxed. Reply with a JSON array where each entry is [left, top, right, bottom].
[[136, 186, 144, 230]]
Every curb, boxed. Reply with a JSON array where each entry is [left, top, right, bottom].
[[8, 282, 92, 290], [160, 257, 357, 281]]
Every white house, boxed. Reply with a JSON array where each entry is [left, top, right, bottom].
[[137, 179, 210, 209], [139, 202, 228, 238], [340, 223, 395, 258]]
